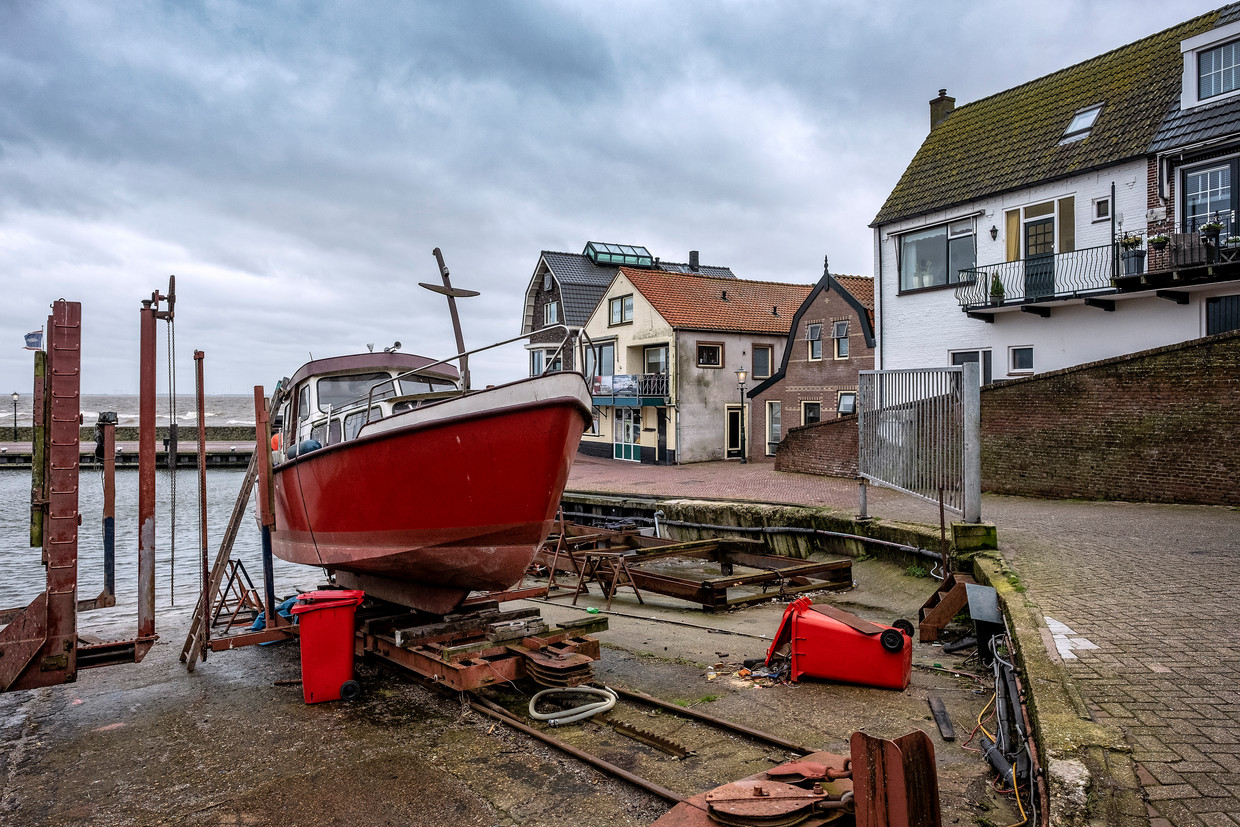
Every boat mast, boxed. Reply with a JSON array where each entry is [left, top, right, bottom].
[[422, 248, 479, 391]]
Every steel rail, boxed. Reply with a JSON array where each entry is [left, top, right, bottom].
[[467, 693, 690, 806], [611, 686, 815, 755]]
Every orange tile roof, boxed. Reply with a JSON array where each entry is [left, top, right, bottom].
[[620, 268, 813, 334], [832, 275, 873, 309]]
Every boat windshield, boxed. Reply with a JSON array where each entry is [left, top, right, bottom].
[[398, 376, 458, 395], [318, 373, 394, 412]]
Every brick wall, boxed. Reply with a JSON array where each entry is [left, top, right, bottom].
[[775, 331, 1240, 506], [774, 414, 858, 476]]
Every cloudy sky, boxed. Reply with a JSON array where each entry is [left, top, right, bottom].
[[0, 0, 1223, 395]]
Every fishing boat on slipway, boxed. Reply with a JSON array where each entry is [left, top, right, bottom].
[[266, 248, 593, 614]]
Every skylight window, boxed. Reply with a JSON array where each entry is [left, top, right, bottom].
[[584, 241, 654, 268], [1061, 105, 1103, 143]]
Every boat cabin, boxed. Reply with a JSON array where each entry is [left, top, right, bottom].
[[276, 353, 461, 460]]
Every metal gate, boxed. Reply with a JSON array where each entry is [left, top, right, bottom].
[[858, 364, 980, 522]]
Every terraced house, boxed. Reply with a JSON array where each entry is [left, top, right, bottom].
[[577, 267, 811, 464], [873, 4, 1240, 381], [519, 242, 735, 376]]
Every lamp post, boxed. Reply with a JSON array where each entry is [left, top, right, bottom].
[[735, 368, 748, 464], [10, 392, 18, 441]]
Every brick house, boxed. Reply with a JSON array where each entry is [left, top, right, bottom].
[[873, 5, 1240, 382], [519, 242, 734, 376], [577, 267, 812, 464], [747, 263, 875, 462]]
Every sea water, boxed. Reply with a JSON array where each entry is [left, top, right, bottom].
[[0, 466, 310, 612], [1, 394, 259, 428]]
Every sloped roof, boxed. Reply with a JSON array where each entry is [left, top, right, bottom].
[[1151, 4, 1240, 152], [538, 250, 735, 327], [872, 7, 1222, 226], [621, 268, 812, 334], [833, 275, 874, 309]]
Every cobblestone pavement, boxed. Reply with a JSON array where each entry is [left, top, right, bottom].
[[568, 457, 1240, 824]]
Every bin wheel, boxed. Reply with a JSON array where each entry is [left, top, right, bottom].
[[892, 619, 915, 637], [340, 680, 361, 701], [880, 629, 905, 653]]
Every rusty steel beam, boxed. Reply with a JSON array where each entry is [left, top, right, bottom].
[[138, 296, 157, 639], [195, 352, 209, 661], [613, 687, 816, 755]]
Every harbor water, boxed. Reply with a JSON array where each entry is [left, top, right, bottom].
[[0, 465, 311, 613], [2, 394, 259, 429]]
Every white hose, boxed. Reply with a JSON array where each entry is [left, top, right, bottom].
[[528, 686, 617, 727]]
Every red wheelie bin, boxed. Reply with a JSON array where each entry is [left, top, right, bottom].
[[765, 596, 912, 690], [291, 589, 365, 703]]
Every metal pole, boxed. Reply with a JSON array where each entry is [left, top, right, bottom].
[[194, 351, 209, 659], [10, 393, 16, 440], [962, 361, 982, 523], [102, 414, 116, 601], [253, 386, 278, 627], [138, 298, 157, 639], [431, 247, 471, 391]]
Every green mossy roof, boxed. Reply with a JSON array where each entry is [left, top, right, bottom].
[[872, 8, 1223, 227]]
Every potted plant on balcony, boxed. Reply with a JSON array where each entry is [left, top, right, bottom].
[[1149, 234, 1169, 252], [1200, 221, 1224, 242], [988, 273, 1005, 306], [1119, 234, 1146, 275]]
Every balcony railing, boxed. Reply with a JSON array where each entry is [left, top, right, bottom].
[[592, 373, 670, 398], [956, 244, 1115, 309]]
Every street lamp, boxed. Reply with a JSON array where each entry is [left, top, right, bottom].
[[735, 368, 748, 464], [10, 392, 18, 441]]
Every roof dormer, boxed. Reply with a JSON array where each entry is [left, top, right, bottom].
[[1181, 18, 1240, 111]]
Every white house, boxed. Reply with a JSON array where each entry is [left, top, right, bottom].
[[578, 267, 811, 464], [873, 6, 1240, 381]]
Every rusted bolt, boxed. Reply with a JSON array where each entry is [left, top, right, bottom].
[[752, 785, 768, 797], [812, 783, 825, 795]]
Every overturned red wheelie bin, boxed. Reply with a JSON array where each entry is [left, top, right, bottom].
[[291, 589, 365, 704], [766, 596, 912, 690]]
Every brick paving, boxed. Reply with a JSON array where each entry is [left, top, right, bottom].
[[568, 456, 1240, 823]]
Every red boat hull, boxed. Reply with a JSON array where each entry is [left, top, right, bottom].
[[271, 389, 589, 613]]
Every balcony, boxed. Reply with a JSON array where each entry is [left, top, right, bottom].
[[592, 373, 670, 407], [955, 244, 1115, 314]]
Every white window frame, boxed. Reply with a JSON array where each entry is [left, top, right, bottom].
[[1091, 196, 1111, 223], [1009, 346, 1034, 375], [831, 320, 849, 360], [766, 400, 781, 456], [897, 218, 976, 291], [1060, 104, 1103, 144], [806, 323, 822, 361], [546, 349, 563, 372], [644, 345, 668, 375], [696, 342, 723, 368], [529, 349, 544, 377], [836, 391, 857, 417], [1182, 20, 1240, 110], [544, 301, 559, 325]]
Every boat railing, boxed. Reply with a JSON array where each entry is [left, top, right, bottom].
[[359, 324, 584, 428]]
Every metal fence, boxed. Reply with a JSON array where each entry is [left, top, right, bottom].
[[955, 243, 1115, 309], [858, 365, 981, 522]]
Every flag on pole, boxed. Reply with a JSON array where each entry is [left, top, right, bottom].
[[23, 330, 43, 350]]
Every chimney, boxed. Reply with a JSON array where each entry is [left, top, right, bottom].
[[689, 250, 700, 272], [930, 89, 955, 131]]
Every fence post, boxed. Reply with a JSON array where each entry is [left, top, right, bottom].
[[962, 361, 982, 523]]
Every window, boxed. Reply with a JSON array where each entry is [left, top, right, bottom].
[[832, 321, 849, 359], [899, 219, 975, 291], [609, 295, 634, 325], [836, 392, 856, 416], [1092, 197, 1110, 222], [752, 345, 773, 379], [1010, 346, 1034, 374], [542, 272, 553, 291], [588, 342, 615, 378], [317, 372, 392, 412], [297, 384, 310, 422], [644, 345, 668, 375], [766, 401, 781, 456], [588, 412, 601, 436], [529, 350, 544, 377], [802, 401, 821, 425], [951, 349, 993, 385], [807, 324, 822, 360], [546, 350, 563, 372], [544, 301, 559, 325], [1200, 40, 1240, 100], [696, 343, 722, 367], [1061, 104, 1102, 143], [1184, 162, 1234, 233]]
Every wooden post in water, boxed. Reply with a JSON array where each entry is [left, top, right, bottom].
[[253, 386, 277, 626], [195, 351, 209, 660]]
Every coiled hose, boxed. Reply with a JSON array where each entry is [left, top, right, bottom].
[[528, 686, 618, 727]]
